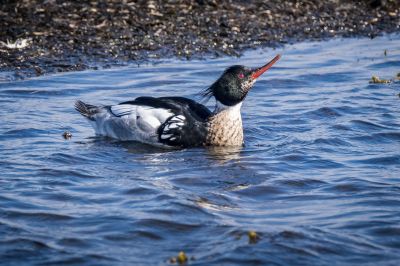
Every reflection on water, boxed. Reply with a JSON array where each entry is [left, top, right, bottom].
[[205, 146, 243, 162], [1, 35, 400, 265]]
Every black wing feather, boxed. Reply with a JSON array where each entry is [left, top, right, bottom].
[[120, 96, 211, 121], [120, 96, 211, 147]]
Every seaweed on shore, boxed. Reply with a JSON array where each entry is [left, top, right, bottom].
[[1, 0, 399, 79]]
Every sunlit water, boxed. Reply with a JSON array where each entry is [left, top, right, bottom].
[[1, 35, 400, 265]]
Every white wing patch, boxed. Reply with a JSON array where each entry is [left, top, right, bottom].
[[136, 106, 174, 130], [160, 134, 173, 139], [98, 104, 174, 143], [159, 115, 186, 142], [110, 104, 137, 117], [164, 115, 185, 129], [111, 104, 173, 124]]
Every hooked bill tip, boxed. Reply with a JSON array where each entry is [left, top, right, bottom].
[[251, 54, 281, 79]]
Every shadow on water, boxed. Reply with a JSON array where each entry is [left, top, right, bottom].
[[1, 35, 400, 265]]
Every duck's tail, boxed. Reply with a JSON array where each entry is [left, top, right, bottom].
[[74, 100, 100, 121]]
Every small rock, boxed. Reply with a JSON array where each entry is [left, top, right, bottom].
[[62, 131, 72, 139]]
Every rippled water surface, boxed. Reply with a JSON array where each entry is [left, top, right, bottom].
[[1, 35, 400, 265]]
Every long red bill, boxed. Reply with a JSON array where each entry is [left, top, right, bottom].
[[251, 54, 281, 79]]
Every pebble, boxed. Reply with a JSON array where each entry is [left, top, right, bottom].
[[62, 131, 72, 140]]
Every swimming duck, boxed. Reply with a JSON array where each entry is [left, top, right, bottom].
[[75, 54, 280, 148]]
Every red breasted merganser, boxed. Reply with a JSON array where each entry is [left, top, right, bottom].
[[75, 54, 281, 148]]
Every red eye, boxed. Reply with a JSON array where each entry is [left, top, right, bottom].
[[238, 73, 244, 79]]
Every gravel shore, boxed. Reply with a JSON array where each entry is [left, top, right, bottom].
[[1, 0, 399, 79]]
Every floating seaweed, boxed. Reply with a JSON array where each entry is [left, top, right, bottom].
[[369, 75, 391, 84], [248, 230, 260, 244], [169, 251, 188, 265]]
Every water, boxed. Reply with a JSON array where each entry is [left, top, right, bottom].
[[1, 35, 400, 265]]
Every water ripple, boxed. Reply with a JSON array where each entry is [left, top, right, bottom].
[[1, 35, 400, 265]]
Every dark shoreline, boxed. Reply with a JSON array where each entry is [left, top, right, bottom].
[[1, 0, 399, 79]]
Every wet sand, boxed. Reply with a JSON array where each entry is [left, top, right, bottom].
[[1, 0, 399, 79]]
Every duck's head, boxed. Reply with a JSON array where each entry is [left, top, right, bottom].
[[203, 54, 281, 107]]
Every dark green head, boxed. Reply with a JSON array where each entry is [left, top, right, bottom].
[[203, 55, 281, 106]]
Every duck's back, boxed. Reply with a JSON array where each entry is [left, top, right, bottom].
[[123, 96, 211, 147], [75, 97, 211, 147]]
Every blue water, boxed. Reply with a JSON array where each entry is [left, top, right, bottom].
[[1, 35, 400, 265]]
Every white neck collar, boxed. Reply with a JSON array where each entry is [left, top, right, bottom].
[[214, 101, 243, 113]]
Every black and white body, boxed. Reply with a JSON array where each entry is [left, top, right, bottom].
[[75, 55, 281, 148]]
